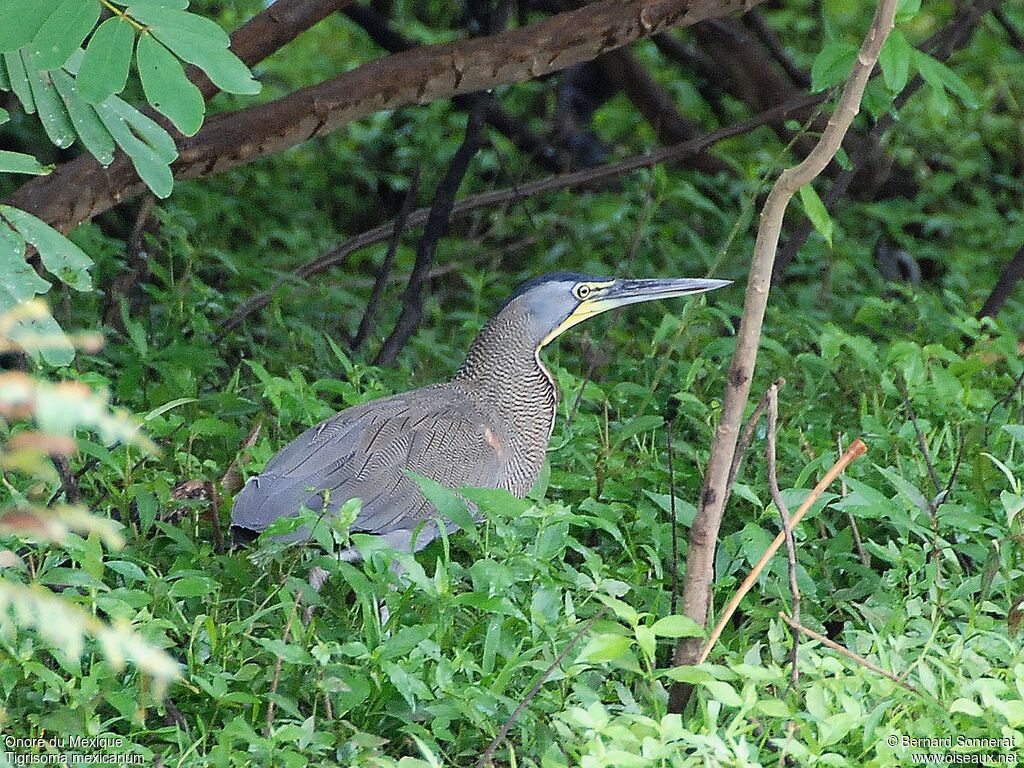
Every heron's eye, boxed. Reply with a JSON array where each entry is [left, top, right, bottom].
[[574, 284, 592, 300]]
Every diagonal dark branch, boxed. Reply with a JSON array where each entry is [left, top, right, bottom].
[[351, 169, 422, 352], [218, 92, 822, 333], [595, 48, 732, 176], [374, 101, 488, 366], [742, 8, 811, 89], [978, 241, 1024, 320]]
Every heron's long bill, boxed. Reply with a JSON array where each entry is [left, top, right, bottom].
[[543, 277, 732, 347]]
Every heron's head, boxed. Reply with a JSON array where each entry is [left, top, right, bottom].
[[502, 272, 732, 349]]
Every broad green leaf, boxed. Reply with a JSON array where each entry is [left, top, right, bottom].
[[0, 150, 50, 175], [914, 50, 978, 109], [1001, 491, 1024, 527], [0, 224, 49, 309], [702, 680, 743, 707], [409, 472, 477, 539], [650, 614, 704, 638], [799, 184, 833, 246], [0, 0, 61, 53], [29, 0, 100, 70], [896, 0, 921, 22], [168, 575, 218, 598], [131, 6, 259, 95], [3, 51, 35, 113], [136, 34, 204, 136], [106, 96, 177, 162], [94, 99, 174, 197], [77, 17, 135, 104], [579, 633, 633, 664], [51, 69, 116, 164], [0, 300, 75, 366], [0, 205, 93, 291], [810, 40, 858, 92], [24, 60, 75, 148], [879, 28, 913, 93]]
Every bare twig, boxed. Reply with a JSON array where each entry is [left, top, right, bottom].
[[895, 375, 943, 495], [743, 8, 811, 89], [838, 434, 870, 568], [51, 454, 81, 505], [671, 0, 895, 703], [477, 606, 608, 768], [692, 439, 867, 665], [219, 92, 823, 333], [265, 596, 299, 737], [351, 169, 422, 352], [374, 101, 488, 366], [978, 241, 1024, 321], [766, 384, 800, 688], [778, 612, 920, 694], [666, 399, 681, 614], [726, 378, 786, 494]]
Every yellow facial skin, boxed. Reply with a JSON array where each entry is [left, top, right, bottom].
[[540, 281, 616, 348]]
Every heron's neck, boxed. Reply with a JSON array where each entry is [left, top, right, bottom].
[[453, 310, 558, 431]]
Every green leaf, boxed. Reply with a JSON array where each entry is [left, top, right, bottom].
[[914, 50, 978, 110], [409, 472, 477, 541], [650, 614, 704, 638], [168, 575, 217, 598], [24, 59, 76, 149], [3, 51, 35, 113], [51, 69, 116, 165], [579, 633, 633, 664], [0, 0, 61, 53], [130, 6, 259, 95], [29, 0, 100, 70], [0, 205, 93, 291], [106, 96, 177, 162], [0, 224, 49, 310], [0, 57, 9, 90], [77, 17, 135, 104], [895, 0, 921, 23], [702, 679, 743, 707], [879, 29, 913, 94], [799, 184, 833, 246], [94, 98, 174, 197], [135, 34, 204, 136], [0, 150, 51, 175], [810, 40, 858, 92]]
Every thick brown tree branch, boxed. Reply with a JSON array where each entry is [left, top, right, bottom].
[[669, 0, 896, 712], [6, 0, 764, 234]]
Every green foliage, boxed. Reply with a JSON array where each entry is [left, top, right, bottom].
[[1, 0, 1023, 765]]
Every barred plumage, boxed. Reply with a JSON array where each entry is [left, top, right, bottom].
[[230, 273, 729, 556]]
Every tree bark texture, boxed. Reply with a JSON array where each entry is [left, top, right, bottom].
[[6, 0, 764, 234]]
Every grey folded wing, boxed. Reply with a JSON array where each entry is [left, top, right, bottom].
[[230, 386, 504, 551]]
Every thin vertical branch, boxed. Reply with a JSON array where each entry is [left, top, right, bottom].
[[374, 102, 488, 366], [671, 0, 896, 712], [665, 399, 681, 614], [351, 169, 422, 351], [766, 384, 800, 688], [838, 433, 871, 568]]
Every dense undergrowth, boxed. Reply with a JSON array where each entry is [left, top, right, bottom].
[[2, 0, 1024, 766]]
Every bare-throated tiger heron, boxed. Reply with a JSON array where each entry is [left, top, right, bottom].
[[231, 272, 729, 555]]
